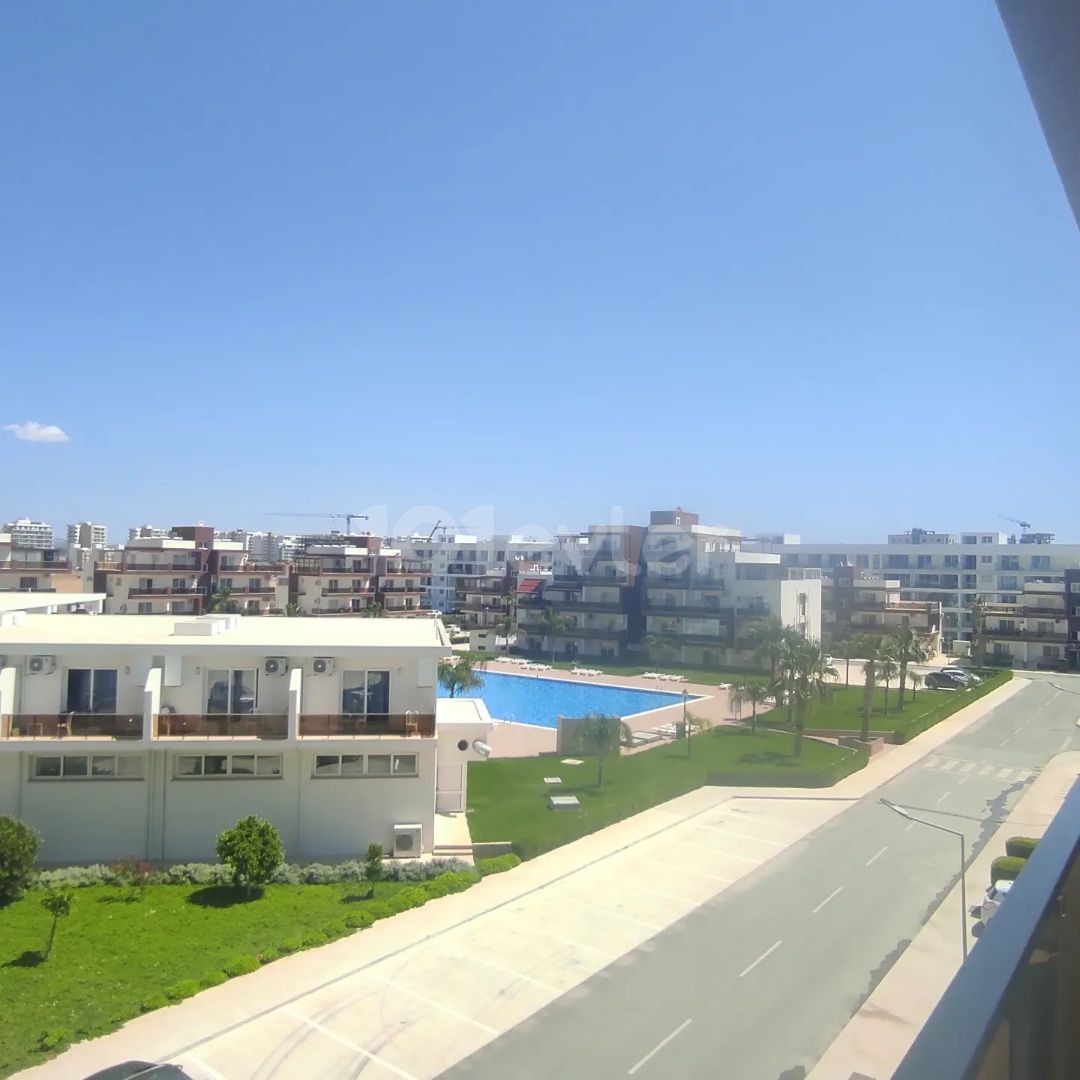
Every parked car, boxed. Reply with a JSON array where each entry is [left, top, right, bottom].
[[925, 671, 970, 690], [972, 879, 1015, 926], [84, 1063, 191, 1079], [941, 666, 982, 685]]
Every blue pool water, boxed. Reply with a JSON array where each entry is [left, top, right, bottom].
[[437, 671, 692, 729]]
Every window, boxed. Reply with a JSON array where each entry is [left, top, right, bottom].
[[944, 555, 959, 568], [175, 753, 282, 778], [855, 554, 869, 568], [962, 535, 977, 545], [32, 754, 143, 780], [1031, 556, 1051, 571], [313, 753, 417, 778], [1043, 646, 1060, 659], [19, 576, 37, 589], [981, 556, 993, 564], [137, 602, 152, 614], [368, 754, 392, 775], [341, 670, 390, 714], [206, 668, 257, 714], [65, 669, 118, 713]]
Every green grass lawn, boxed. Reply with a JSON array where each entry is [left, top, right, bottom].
[[467, 728, 865, 860], [0, 880, 410, 1076], [760, 670, 1013, 739]]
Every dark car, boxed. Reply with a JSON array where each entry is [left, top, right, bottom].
[[925, 670, 969, 690], [84, 1063, 191, 1080]]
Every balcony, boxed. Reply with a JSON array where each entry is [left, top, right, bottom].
[[550, 600, 626, 614], [322, 585, 375, 596], [645, 599, 733, 618], [120, 562, 201, 573], [0, 560, 71, 573], [7, 713, 143, 739], [299, 713, 435, 737], [296, 561, 375, 576], [215, 563, 286, 574], [382, 587, 423, 595], [156, 713, 288, 738], [985, 627, 1069, 644], [128, 586, 204, 597], [455, 580, 508, 595], [457, 600, 511, 613]]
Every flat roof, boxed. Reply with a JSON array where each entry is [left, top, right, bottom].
[[0, 593, 106, 614], [0, 613, 448, 651]]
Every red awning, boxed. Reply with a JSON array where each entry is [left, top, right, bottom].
[[517, 578, 544, 596]]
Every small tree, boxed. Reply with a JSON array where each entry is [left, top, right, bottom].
[[41, 889, 74, 960], [581, 713, 621, 788], [541, 608, 571, 664], [216, 816, 284, 899], [970, 596, 987, 671], [0, 816, 41, 906], [893, 626, 932, 712], [877, 650, 900, 716], [743, 680, 772, 735], [438, 655, 484, 698], [209, 587, 239, 614], [364, 842, 384, 900], [728, 682, 745, 723], [111, 855, 152, 901], [909, 670, 923, 700]]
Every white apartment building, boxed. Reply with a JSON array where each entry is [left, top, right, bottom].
[[66, 522, 108, 549], [0, 613, 491, 864], [3, 518, 54, 549], [246, 531, 301, 565], [128, 525, 173, 542], [0, 532, 81, 594], [764, 529, 1080, 653], [392, 535, 555, 614]]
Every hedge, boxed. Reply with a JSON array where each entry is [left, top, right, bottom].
[[991, 855, 1027, 885], [890, 670, 1013, 744], [477, 854, 522, 877], [1005, 836, 1039, 860]]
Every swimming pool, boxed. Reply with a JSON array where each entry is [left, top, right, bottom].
[[437, 671, 694, 729]]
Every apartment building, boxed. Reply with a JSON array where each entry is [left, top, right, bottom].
[[128, 525, 173, 541], [764, 528, 1080, 653], [0, 532, 82, 594], [821, 565, 941, 649], [519, 511, 821, 666], [3, 518, 54, 549], [455, 568, 518, 651], [66, 522, 108, 549], [392, 534, 555, 614], [0, 613, 491, 863], [246, 531, 301, 565], [289, 537, 431, 617], [94, 526, 289, 616], [981, 577, 1075, 670]]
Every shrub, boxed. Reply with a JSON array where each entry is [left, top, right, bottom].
[[1005, 836, 1040, 860], [424, 877, 449, 899], [164, 979, 200, 1002], [396, 886, 429, 910], [160, 862, 232, 886], [301, 863, 338, 885], [345, 910, 375, 930], [365, 901, 393, 920], [36, 1028, 71, 1052], [364, 843, 384, 898], [141, 994, 169, 1013], [0, 816, 41, 905], [270, 863, 304, 885], [111, 855, 152, 898], [260, 947, 281, 963], [440, 870, 480, 894], [301, 931, 327, 948], [279, 937, 304, 954], [199, 970, 229, 989], [37, 863, 120, 889], [216, 816, 285, 898], [477, 854, 521, 877], [222, 955, 260, 978], [991, 855, 1028, 885]]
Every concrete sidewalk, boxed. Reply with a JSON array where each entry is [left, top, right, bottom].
[[809, 748, 1080, 1080]]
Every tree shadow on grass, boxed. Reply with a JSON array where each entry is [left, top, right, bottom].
[[188, 884, 261, 908], [4, 950, 44, 968], [738, 751, 796, 767], [341, 892, 375, 904]]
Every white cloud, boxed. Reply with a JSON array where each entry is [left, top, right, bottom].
[[3, 421, 70, 444]]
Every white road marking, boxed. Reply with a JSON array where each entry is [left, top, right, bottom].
[[940, 759, 959, 772], [564, 895, 663, 931], [738, 939, 782, 978], [1001, 738, 1012, 747], [1061, 736, 1072, 752], [811, 886, 843, 914], [366, 973, 500, 1034], [979, 765, 995, 776], [628, 1018, 693, 1075], [281, 1006, 420, 1080], [935, 791, 950, 805], [460, 952, 561, 993], [504, 921, 619, 960], [653, 860, 734, 884], [629, 881, 702, 905], [998, 767, 1015, 780], [865, 845, 889, 867], [958, 762, 975, 774], [179, 1055, 228, 1080], [957, 774, 970, 787], [905, 822, 916, 832]]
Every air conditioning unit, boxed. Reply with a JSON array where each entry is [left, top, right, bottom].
[[311, 657, 335, 676], [26, 655, 56, 675], [264, 657, 289, 676], [393, 823, 422, 859]]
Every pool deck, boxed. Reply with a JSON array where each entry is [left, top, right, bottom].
[[480, 661, 738, 758]]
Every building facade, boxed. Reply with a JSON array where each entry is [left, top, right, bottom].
[[0, 532, 81, 594], [66, 522, 108, 549], [0, 613, 490, 863], [3, 519, 54, 549], [764, 529, 1080, 654], [821, 565, 941, 649]]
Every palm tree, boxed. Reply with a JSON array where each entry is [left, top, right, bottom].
[[581, 713, 621, 788], [284, 602, 304, 617], [540, 608, 571, 665], [909, 670, 923, 700], [893, 626, 932, 711], [209, 588, 239, 614], [851, 634, 885, 742], [644, 632, 680, 669], [778, 627, 804, 726], [743, 679, 772, 735], [728, 682, 745, 723], [438, 654, 485, 698], [833, 638, 860, 686], [495, 598, 517, 656], [790, 640, 837, 757], [969, 596, 987, 670], [877, 648, 900, 715], [751, 617, 787, 682]]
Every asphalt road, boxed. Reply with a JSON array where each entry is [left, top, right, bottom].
[[442, 675, 1080, 1080]]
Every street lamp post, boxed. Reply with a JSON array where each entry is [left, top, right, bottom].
[[881, 798, 968, 959]]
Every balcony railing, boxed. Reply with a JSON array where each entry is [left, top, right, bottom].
[[645, 600, 733, 618], [120, 562, 201, 572], [322, 585, 375, 596], [0, 560, 71, 573], [8, 714, 143, 739], [299, 713, 436, 737], [156, 713, 288, 738], [215, 563, 286, 573], [128, 586, 204, 597]]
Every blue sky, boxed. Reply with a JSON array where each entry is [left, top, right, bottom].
[[3, 1, 1077, 544]]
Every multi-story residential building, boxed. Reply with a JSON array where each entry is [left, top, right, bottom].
[[128, 525, 174, 542], [981, 578, 1072, 670], [3, 518, 54, 549], [66, 522, 108, 549], [0, 532, 82, 594], [378, 548, 432, 617], [455, 568, 518, 651], [392, 534, 555, 614], [821, 565, 941, 649], [0, 613, 491, 863], [519, 509, 820, 667], [94, 525, 289, 616], [762, 528, 1080, 653], [246, 531, 301, 565]]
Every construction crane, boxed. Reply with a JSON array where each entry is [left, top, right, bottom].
[[1001, 515, 1032, 531], [268, 512, 370, 533]]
